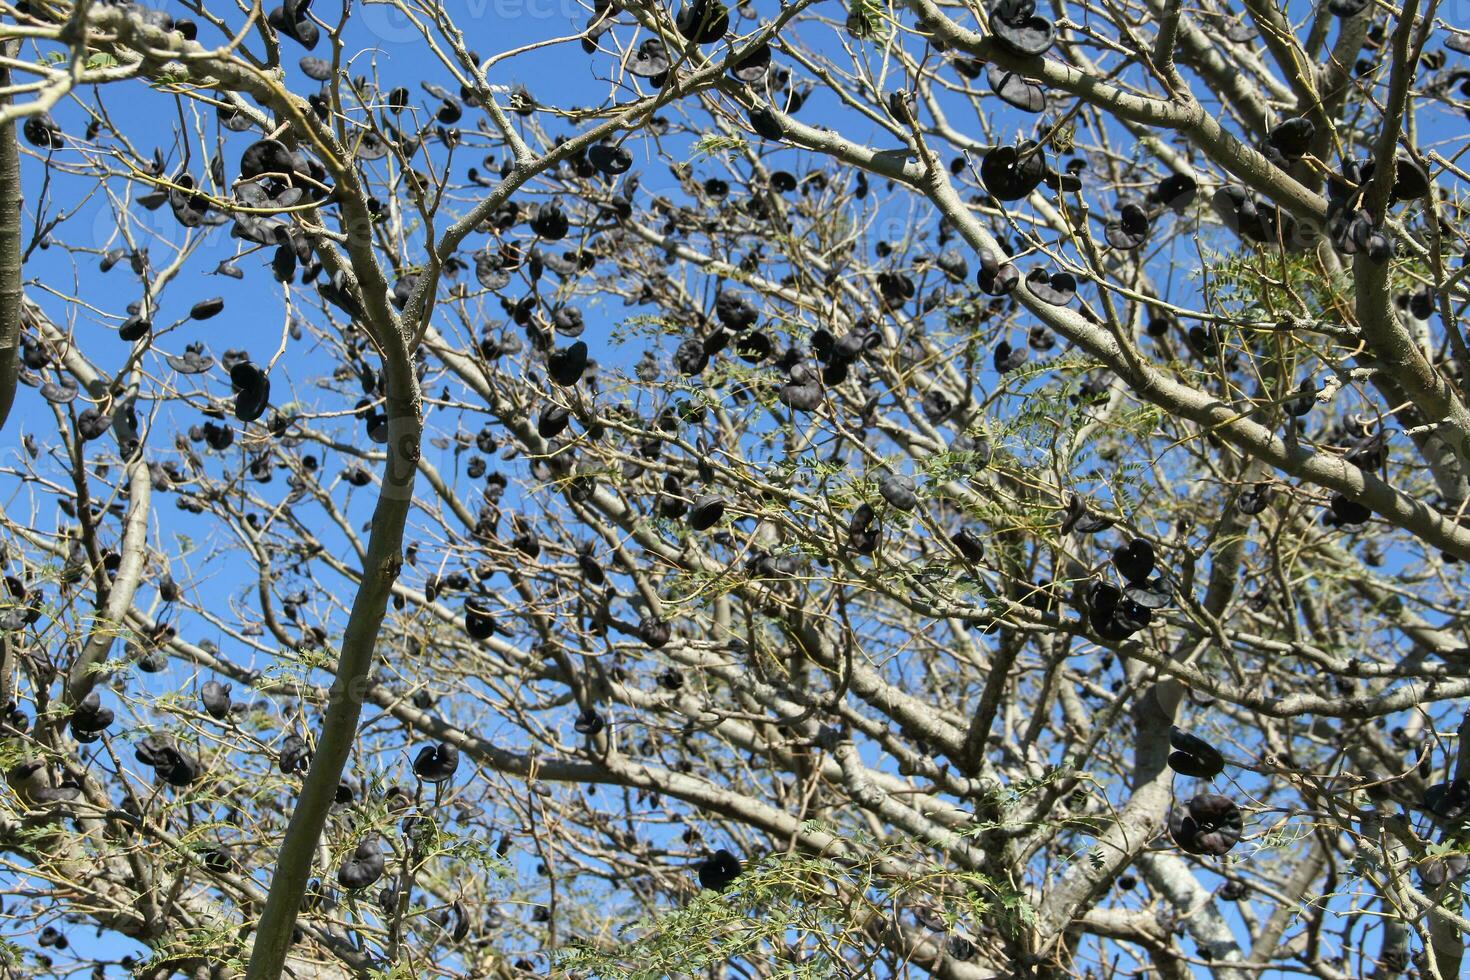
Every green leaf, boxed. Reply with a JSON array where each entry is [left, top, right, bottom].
[[690, 134, 746, 161]]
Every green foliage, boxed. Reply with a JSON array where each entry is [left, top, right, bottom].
[[136, 921, 244, 976], [366, 962, 421, 980], [689, 134, 748, 161], [608, 313, 688, 345], [151, 62, 191, 84], [262, 641, 338, 680], [845, 0, 892, 41], [556, 848, 1031, 978], [1197, 246, 1331, 320]]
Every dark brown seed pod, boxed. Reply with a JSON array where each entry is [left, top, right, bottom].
[[230, 361, 270, 423], [1113, 539, 1155, 585], [547, 342, 588, 387], [878, 473, 918, 511], [980, 142, 1047, 201], [989, 0, 1055, 57], [413, 742, 460, 783], [688, 495, 726, 531], [697, 849, 742, 890], [1167, 726, 1225, 779], [675, 0, 729, 43], [637, 614, 671, 649], [464, 596, 495, 641], [337, 838, 386, 889], [1167, 793, 1243, 856]]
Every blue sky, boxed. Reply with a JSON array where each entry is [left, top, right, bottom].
[[3, 0, 1468, 976]]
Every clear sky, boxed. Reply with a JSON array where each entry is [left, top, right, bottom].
[[3, 0, 1465, 976]]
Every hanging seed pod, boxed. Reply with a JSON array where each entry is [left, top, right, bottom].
[[337, 838, 386, 889], [1167, 794, 1243, 855], [413, 742, 460, 783], [1167, 727, 1225, 778], [697, 849, 742, 890]]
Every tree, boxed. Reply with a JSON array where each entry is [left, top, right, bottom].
[[2, 0, 1470, 976]]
